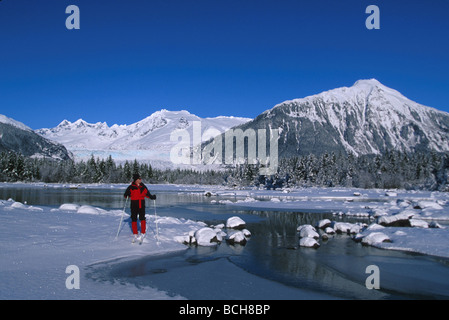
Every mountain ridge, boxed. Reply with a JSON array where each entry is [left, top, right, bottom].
[[0, 114, 72, 161], [36, 109, 252, 165], [234, 79, 449, 158]]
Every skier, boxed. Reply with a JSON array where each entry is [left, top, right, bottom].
[[124, 173, 157, 242]]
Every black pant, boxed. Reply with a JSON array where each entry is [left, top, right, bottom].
[[130, 200, 146, 222]]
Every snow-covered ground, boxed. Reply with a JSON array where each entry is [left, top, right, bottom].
[[1, 183, 449, 299], [0, 198, 196, 299]]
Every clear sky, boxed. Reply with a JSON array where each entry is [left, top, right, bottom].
[[1, 0, 448, 129]]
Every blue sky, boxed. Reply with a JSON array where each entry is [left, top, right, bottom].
[[1, 0, 448, 129]]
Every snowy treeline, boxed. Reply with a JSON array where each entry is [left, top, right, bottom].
[[1, 151, 448, 191], [269, 151, 449, 191], [0, 153, 224, 185], [216, 150, 449, 191]]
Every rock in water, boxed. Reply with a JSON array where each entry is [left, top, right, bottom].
[[194, 227, 220, 246], [226, 216, 246, 229], [299, 237, 320, 249]]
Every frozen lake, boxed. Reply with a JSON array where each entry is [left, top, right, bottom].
[[1, 183, 449, 299]]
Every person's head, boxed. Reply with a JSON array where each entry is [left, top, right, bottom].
[[132, 173, 142, 184]]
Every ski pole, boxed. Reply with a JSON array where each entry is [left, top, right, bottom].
[[115, 196, 128, 240], [153, 199, 160, 245]]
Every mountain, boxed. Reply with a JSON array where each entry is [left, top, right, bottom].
[[36, 109, 251, 166], [218, 79, 449, 160], [0, 114, 72, 161]]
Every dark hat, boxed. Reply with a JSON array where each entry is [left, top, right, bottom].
[[132, 173, 141, 181]]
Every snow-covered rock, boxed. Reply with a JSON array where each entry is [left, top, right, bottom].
[[11, 202, 26, 209], [361, 232, 391, 246], [365, 223, 385, 231], [213, 229, 225, 242], [297, 224, 319, 239], [58, 203, 80, 211], [429, 221, 444, 229], [213, 223, 225, 229], [242, 229, 251, 237], [398, 199, 412, 208], [214, 228, 227, 239], [346, 211, 370, 218], [236, 197, 258, 204], [377, 211, 415, 227], [226, 230, 247, 245], [413, 201, 444, 210], [188, 230, 197, 245], [226, 216, 246, 229], [370, 208, 389, 218], [77, 205, 106, 215], [176, 216, 251, 247], [219, 200, 233, 205], [331, 222, 362, 234], [194, 227, 220, 246], [26, 206, 44, 212], [315, 219, 331, 229], [299, 237, 320, 249], [409, 219, 429, 228]]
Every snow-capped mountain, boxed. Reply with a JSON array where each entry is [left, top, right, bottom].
[[32, 79, 449, 167], [0, 114, 72, 160], [36, 109, 251, 165], [211, 79, 449, 159]]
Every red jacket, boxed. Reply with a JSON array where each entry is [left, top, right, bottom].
[[124, 182, 156, 209]]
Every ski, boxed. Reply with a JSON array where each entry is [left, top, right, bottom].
[[139, 234, 146, 245]]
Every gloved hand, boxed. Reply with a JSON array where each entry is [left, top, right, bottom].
[[150, 194, 156, 200]]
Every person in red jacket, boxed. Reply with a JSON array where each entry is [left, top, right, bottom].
[[124, 173, 156, 240]]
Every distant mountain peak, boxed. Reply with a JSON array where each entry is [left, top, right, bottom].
[[57, 119, 71, 127], [36, 109, 252, 165], [353, 78, 382, 87], [237, 80, 449, 158]]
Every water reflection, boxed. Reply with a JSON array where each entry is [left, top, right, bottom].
[[228, 211, 386, 299], [236, 211, 449, 299], [0, 185, 125, 208]]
